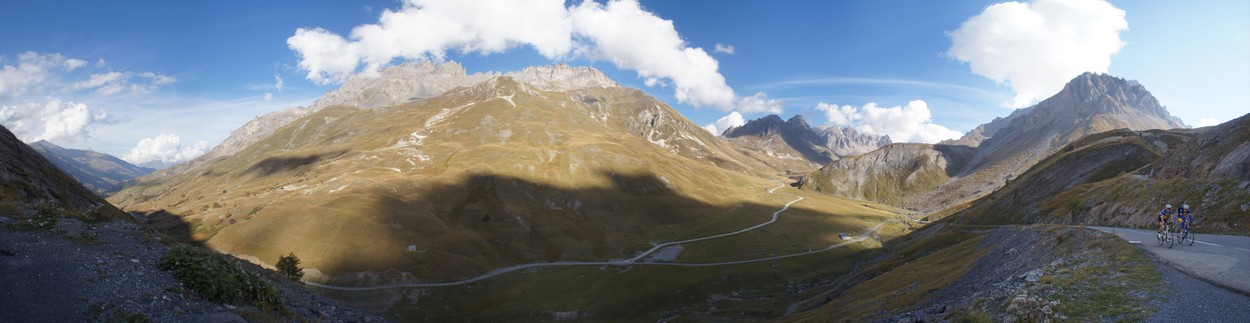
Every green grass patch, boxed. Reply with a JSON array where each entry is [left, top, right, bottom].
[[157, 245, 286, 312]]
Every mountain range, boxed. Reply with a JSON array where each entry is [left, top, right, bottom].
[[721, 114, 890, 170], [108, 70, 823, 280], [798, 72, 1187, 214], [85, 64, 1244, 320], [28, 140, 153, 196]]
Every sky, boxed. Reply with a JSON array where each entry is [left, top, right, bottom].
[[0, 0, 1247, 168]]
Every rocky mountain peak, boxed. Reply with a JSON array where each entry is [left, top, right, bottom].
[[1050, 72, 1181, 125], [786, 114, 810, 128], [508, 63, 618, 91]]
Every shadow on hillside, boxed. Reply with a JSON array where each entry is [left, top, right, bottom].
[[245, 170, 914, 319], [131, 209, 203, 247], [246, 150, 346, 178]]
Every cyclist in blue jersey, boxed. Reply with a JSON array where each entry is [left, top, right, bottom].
[[1177, 204, 1192, 231], [1157, 204, 1173, 234]]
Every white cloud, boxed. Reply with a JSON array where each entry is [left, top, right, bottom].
[[140, 72, 176, 85], [0, 99, 110, 143], [73, 72, 125, 95], [1195, 117, 1222, 127], [948, 0, 1127, 108], [734, 91, 783, 114], [264, 92, 274, 102], [121, 134, 209, 168], [713, 43, 734, 55], [702, 111, 745, 135], [815, 100, 961, 144], [64, 59, 87, 71], [274, 74, 284, 93], [288, 0, 738, 109], [0, 52, 75, 99]]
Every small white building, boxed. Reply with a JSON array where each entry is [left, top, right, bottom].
[[408, 245, 418, 252]]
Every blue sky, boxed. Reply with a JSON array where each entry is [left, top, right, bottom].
[[0, 0, 1246, 166]]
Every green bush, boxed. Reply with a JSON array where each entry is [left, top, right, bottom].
[[157, 245, 284, 311], [276, 252, 304, 282]]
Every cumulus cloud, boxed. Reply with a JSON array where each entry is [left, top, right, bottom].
[[702, 111, 746, 135], [1195, 117, 1222, 127], [734, 92, 784, 114], [0, 99, 111, 143], [815, 100, 961, 143], [948, 0, 1127, 108], [122, 134, 209, 168], [713, 43, 734, 55], [288, 0, 738, 109]]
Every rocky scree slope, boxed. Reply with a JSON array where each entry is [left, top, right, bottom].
[[786, 224, 1162, 322], [30, 140, 153, 196]]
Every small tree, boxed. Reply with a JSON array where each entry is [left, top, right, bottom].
[[277, 252, 304, 282]]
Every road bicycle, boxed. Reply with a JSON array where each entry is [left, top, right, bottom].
[[1157, 218, 1174, 248], [1177, 216, 1195, 246]]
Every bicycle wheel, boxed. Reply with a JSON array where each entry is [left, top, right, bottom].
[[1186, 227, 1196, 246], [1157, 228, 1165, 246], [1167, 223, 1175, 248]]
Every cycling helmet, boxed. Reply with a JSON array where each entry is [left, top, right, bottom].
[[1182, 204, 1189, 210], [1165, 204, 1173, 209]]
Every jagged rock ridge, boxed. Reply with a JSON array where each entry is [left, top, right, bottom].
[[723, 114, 890, 170], [191, 61, 619, 170]]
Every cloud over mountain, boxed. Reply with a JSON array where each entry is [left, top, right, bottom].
[[702, 111, 746, 135], [948, 0, 1127, 108], [121, 134, 209, 168], [815, 100, 961, 144], [0, 99, 111, 143], [287, 0, 738, 109]]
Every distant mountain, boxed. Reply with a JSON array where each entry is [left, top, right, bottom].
[[29, 140, 153, 196], [723, 114, 889, 170], [0, 127, 119, 213], [109, 72, 791, 282], [801, 72, 1187, 212]]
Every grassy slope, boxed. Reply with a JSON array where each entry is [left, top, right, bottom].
[[951, 123, 1250, 235]]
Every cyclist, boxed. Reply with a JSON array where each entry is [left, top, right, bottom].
[[1177, 204, 1192, 232], [1157, 204, 1174, 235]]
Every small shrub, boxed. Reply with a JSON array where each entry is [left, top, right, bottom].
[[277, 252, 305, 282], [157, 245, 284, 311]]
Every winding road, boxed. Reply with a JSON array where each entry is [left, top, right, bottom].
[[307, 182, 896, 291]]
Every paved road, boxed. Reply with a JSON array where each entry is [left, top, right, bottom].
[[1088, 226, 1250, 295]]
